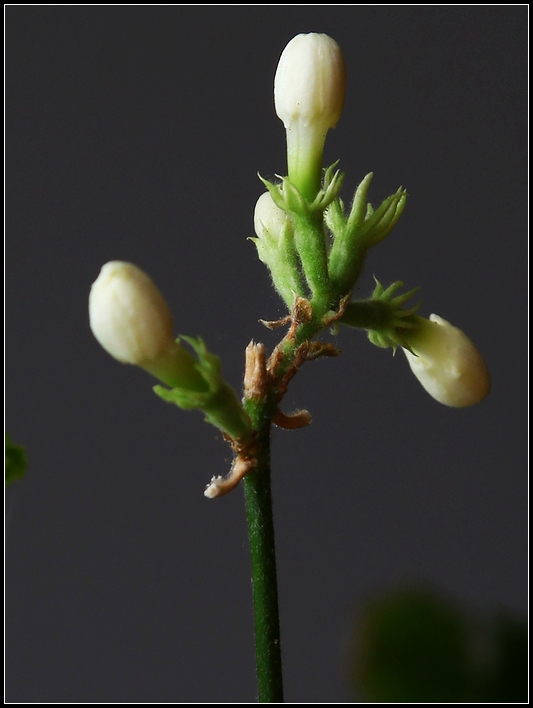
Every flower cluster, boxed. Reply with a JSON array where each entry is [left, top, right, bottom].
[[254, 33, 490, 407], [88, 33, 491, 502]]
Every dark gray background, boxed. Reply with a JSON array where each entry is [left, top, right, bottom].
[[6, 6, 527, 703]]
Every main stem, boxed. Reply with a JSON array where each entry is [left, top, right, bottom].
[[240, 303, 332, 703], [243, 396, 284, 703]]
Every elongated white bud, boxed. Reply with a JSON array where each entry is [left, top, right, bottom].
[[251, 192, 304, 306], [274, 33, 346, 200], [402, 315, 490, 408], [89, 261, 206, 391], [254, 191, 289, 242], [274, 33, 345, 134], [89, 261, 174, 365]]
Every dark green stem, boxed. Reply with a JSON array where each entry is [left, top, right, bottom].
[[243, 396, 284, 703], [240, 296, 335, 702]]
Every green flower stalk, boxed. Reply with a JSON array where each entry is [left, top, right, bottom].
[[274, 33, 346, 201], [400, 314, 491, 408]]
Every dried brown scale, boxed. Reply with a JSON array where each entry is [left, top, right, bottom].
[[272, 408, 312, 429], [259, 315, 291, 330], [204, 431, 260, 498], [268, 342, 310, 399], [221, 293, 345, 494], [305, 342, 341, 360], [322, 293, 351, 327], [292, 296, 314, 324], [244, 341, 269, 400]]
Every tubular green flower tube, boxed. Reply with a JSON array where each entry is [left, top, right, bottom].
[[274, 33, 346, 201], [89, 261, 207, 392], [402, 314, 490, 408]]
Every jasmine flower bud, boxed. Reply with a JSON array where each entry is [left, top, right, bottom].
[[402, 315, 490, 408], [253, 191, 289, 246], [274, 33, 346, 200], [251, 192, 305, 307], [89, 262, 206, 391]]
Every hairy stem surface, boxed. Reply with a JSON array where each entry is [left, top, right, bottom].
[[243, 396, 284, 703]]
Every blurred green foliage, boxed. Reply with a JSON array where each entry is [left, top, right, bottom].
[[351, 588, 527, 703], [5, 433, 27, 485], [479, 615, 528, 703]]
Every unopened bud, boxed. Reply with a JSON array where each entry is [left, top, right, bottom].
[[252, 192, 304, 307], [254, 191, 289, 242], [89, 261, 206, 391], [275, 33, 345, 135], [402, 315, 490, 408], [274, 33, 346, 200]]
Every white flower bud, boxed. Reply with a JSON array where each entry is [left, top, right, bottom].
[[89, 262, 208, 391], [274, 33, 346, 200], [251, 192, 304, 306], [89, 261, 175, 365], [402, 314, 490, 408], [274, 33, 345, 133], [253, 191, 288, 243]]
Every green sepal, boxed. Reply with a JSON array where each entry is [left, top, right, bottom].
[[324, 197, 346, 240], [327, 174, 374, 290], [311, 162, 345, 213], [249, 220, 306, 308], [328, 173, 407, 298], [153, 336, 253, 441], [345, 172, 374, 235], [258, 173, 332, 300], [259, 174, 307, 216], [258, 162, 344, 218], [5, 433, 27, 485], [360, 188, 407, 247], [340, 279, 421, 352]]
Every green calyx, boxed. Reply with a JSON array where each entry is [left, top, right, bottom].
[[340, 279, 421, 352], [254, 165, 407, 312], [153, 336, 253, 442], [258, 164, 343, 303], [327, 173, 407, 298], [249, 219, 306, 309], [260, 162, 344, 218]]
